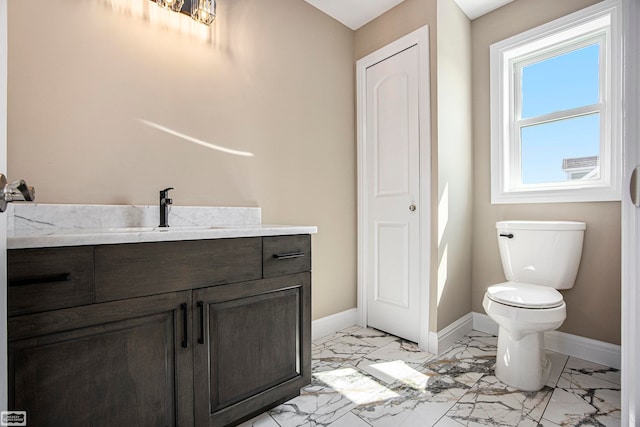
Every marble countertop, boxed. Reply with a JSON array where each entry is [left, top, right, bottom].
[[7, 204, 317, 249], [8, 225, 318, 249]]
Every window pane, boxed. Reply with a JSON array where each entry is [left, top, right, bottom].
[[521, 44, 600, 119], [521, 114, 600, 185]]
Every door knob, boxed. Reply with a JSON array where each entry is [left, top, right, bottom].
[[409, 204, 416, 212], [631, 166, 640, 208], [0, 173, 36, 213]]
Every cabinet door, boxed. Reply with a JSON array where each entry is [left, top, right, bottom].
[[8, 291, 194, 427], [194, 272, 311, 427]]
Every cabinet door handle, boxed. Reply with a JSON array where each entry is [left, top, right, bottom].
[[273, 252, 305, 260], [198, 301, 205, 345], [181, 303, 188, 348], [9, 272, 71, 287]]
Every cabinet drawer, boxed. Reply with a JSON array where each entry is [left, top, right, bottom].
[[7, 247, 95, 316], [95, 237, 262, 302], [263, 235, 311, 278]]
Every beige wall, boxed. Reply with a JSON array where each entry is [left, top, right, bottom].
[[436, 0, 472, 331], [471, 0, 621, 345], [354, 0, 435, 60], [7, 0, 356, 320], [9, 0, 620, 342]]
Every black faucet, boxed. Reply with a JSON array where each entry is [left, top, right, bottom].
[[159, 187, 174, 227]]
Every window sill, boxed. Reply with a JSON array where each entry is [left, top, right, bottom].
[[491, 186, 622, 204]]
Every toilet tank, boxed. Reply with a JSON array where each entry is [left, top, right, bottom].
[[496, 220, 586, 290]]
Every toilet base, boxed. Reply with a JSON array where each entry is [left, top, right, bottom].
[[495, 327, 551, 391]]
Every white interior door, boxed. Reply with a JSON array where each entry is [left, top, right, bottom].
[[622, 0, 639, 423], [364, 45, 421, 342], [1, 0, 8, 411]]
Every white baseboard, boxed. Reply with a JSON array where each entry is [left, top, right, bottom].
[[312, 308, 358, 341], [545, 330, 621, 370], [472, 311, 621, 369], [429, 313, 474, 355], [472, 311, 499, 336]]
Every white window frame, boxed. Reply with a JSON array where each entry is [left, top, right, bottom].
[[490, 0, 622, 204]]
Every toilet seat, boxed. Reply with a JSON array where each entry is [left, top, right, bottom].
[[486, 281, 564, 309]]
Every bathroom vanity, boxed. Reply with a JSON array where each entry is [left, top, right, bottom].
[[6, 205, 316, 427]]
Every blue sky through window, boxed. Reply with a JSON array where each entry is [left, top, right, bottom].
[[519, 43, 601, 184], [521, 44, 600, 118], [521, 114, 600, 184]]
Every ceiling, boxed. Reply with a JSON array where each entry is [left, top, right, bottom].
[[303, 0, 515, 30]]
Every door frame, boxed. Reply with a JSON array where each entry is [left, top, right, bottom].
[[356, 26, 432, 352], [621, 0, 639, 423]]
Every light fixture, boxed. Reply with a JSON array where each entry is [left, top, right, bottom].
[[156, 0, 185, 13], [152, 0, 216, 26], [191, 0, 216, 25]]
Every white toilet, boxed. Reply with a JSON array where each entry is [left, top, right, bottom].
[[483, 220, 586, 391]]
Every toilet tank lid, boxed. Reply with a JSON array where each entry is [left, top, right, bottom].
[[496, 220, 586, 231]]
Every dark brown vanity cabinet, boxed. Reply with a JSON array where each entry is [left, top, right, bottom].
[[7, 235, 312, 427]]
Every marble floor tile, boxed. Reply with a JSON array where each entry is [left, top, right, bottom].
[[345, 327, 400, 348], [351, 368, 477, 427], [537, 418, 562, 427], [358, 339, 434, 369], [312, 367, 400, 405], [445, 375, 553, 427], [313, 334, 338, 347], [326, 411, 371, 427], [267, 327, 621, 427], [352, 385, 469, 427], [464, 330, 499, 344], [436, 335, 497, 361], [358, 359, 438, 386], [545, 357, 621, 427], [545, 351, 569, 387], [337, 325, 364, 335], [433, 415, 466, 426], [543, 387, 621, 426], [312, 334, 379, 372], [353, 398, 463, 427], [558, 357, 621, 389], [268, 383, 358, 427], [423, 355, 495, 382], [237, 412, 280, 427]]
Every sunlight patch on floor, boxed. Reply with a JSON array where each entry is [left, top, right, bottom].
[[313, 368, 399, 405], [365, 360, 436, 390]]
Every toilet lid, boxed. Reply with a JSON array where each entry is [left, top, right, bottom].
[[486, 282, 564, 309]]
